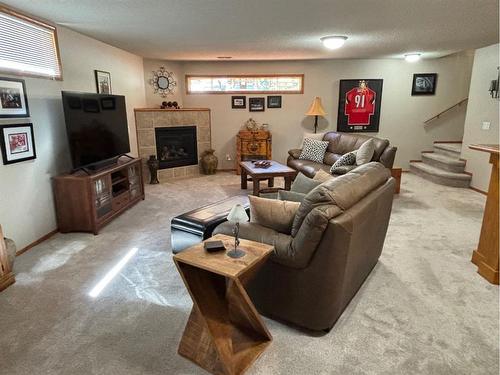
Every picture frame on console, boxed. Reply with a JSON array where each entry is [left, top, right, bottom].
[[95, 70, 112, 94], [231, 96, 246, 109], [0, 123, 36, 165], [337, 79, 383, 133], [0, 77, 29, 118], [249, 97, 265, 112]]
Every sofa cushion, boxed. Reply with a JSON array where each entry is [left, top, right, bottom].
[[330, 151, 356, 174], [299, 138, 329, 163], [278, 190, 306, 202], [323, 152, 342, 165], [356, 139, 375, 165], [287, 158, 330, 178], [249, 195, 300, 234], [302, 132, 326, 146], [291, 162, 390, 237], [323, 132, 389, 161], [290, 172, 322, 194], [313, 169, 333, 182]]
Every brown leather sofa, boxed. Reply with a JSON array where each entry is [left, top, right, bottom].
[[288, 131, 397, 178], [214, 163, 395, 331]]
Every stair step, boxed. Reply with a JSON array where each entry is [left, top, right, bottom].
[[422, 152, 466, 173], [409, 162, 471, 188], [433, 143, 462, 158]]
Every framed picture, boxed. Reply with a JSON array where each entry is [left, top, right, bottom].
[[337, 79, 383, 133], [231, 96, 246, 109], [0, 77, 29, 118], [94, 70, 112, 94], [0, 123, 36, 165], [249, 97, 265, 112], [267, 95, 282, 108], [412, 73, 437, 95]]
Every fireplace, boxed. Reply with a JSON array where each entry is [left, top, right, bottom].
[[155, 126, 198, 169]]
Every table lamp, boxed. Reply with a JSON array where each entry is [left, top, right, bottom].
[[305, 96, 327, 133], [226, 204, 249, 258]]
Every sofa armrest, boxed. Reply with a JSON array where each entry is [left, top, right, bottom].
[[379, 146, 397, 169], [288, 148, 302, 159]]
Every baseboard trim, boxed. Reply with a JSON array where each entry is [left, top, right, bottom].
[[409, 160, 422, 163], [470, 186, 487, 196], [16, 229, 58, 257], [434, 141, 463, 144]]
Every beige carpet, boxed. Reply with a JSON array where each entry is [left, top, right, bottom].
[[0, 172, 498, 374]]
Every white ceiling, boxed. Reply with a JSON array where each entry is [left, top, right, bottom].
[[3, 0, 499, 61]]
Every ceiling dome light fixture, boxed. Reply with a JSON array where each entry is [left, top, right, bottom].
[[404, 53, 421, 62], [320, 36, 348, 50]]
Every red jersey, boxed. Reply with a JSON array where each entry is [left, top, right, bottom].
[[344, 87, 376, 126]]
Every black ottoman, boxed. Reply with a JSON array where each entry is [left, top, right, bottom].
[[171, 195, 250, 254]]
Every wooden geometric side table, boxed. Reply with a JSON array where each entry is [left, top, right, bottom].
[[0, 225, 15, 292], [391, 168, 402, 194], [174, 233, 274, 375]]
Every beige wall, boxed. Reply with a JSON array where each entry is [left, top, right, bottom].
[[146, 53, 473, 170], [143, 59, 184, 108], [461, 44, 500, 192], [0, 26, 146, 250]]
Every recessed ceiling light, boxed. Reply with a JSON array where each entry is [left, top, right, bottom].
[[320, 36, 348, 50], [217, 56, 232, 59], [404, 53, 421, 62]]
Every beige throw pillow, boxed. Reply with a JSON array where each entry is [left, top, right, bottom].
[[313, 169, 333, 182], [301, 132, 326, 146], [356, 139, 375, 165], [249, 195, 300, 234]]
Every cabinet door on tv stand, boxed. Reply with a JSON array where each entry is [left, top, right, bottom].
[[92, 175, 113, 220], [128, 161, 144, 200]]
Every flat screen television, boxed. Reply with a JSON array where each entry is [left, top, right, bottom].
[[61, 91, 130, 170]]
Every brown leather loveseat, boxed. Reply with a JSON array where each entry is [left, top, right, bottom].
[[214, 163, 395, 331], [288, 131, 397, 178]]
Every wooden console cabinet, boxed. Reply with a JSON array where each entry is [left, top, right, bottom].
[[0, 225, 15, 292], [236, 130, 272, 174], [53, 157, 145, 235]]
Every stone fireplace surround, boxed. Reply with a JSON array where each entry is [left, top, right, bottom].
[[134, 108, 211, 183]]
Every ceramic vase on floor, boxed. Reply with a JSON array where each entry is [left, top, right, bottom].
[[200, 149, 218, 175]]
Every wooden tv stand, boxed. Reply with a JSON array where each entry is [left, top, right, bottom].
[[53, 157, 145, 235]]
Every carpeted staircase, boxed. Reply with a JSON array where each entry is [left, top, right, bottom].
[[409, 142, 471, 188]]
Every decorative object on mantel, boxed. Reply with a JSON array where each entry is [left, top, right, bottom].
[[0, 77, 29, 118], [147, 155, 160, 184], [94, 70, 112, 94], [200, 149, 218, 175], [0, 123, 36, 165], [0, 225, 16, 292], [337, 79, 383, 133], [411, 73, 437, 96], [160, 101, 180, 109], [488, 67, 499, 99], [305, 96, 326, 134], [244, 118, 259, 131], [149, 67, 177, 97], [236, 129, 272, 174]]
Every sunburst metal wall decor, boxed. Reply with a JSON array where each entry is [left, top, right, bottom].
[[149, 67, 177, 97]]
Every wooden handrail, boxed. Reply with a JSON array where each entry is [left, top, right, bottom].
[[424, 98, 468, 125]]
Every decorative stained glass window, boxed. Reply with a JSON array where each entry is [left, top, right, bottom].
[[186, 75, 304, 94]]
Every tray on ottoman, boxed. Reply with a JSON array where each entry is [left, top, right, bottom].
[[171, 195, 250, 254]]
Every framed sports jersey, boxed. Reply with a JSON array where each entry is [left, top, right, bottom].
[[337, 79, 383, 133]]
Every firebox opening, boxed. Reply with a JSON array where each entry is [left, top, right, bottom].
[[155, 126, 198, 169]]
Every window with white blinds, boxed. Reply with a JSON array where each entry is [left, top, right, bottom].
[[0, 8, 62, 79]]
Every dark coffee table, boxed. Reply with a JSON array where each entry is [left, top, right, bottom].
[[239, 160, 297, 196]]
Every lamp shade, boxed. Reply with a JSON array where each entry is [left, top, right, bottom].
[[305, 97, 327, 117], [227, 204, 249, 223]]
